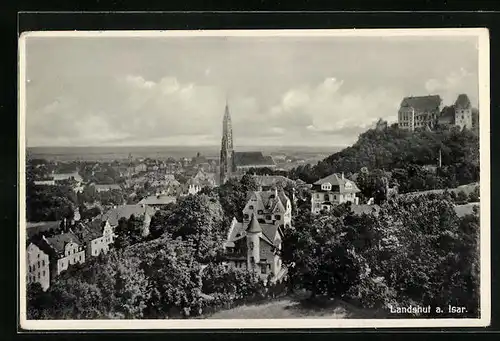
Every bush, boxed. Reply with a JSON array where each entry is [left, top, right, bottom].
[[468, 186, 480, 202]]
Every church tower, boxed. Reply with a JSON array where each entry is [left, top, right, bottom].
[[219, 100, 234, 185]]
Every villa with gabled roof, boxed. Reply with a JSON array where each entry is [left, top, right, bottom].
[[311, 173, 361, 214], [222, 187, 291, 283]]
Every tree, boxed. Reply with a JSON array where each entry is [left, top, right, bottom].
[[166, 194, 225, 263], [132, 235, 204, 318], [80, 206, 101, 221], [26, 183, 77, 222], [148, 204, 176, 239], [282, 210, 366, 298], [288, 124, 479, 192], [456, 190, 469, 204], [468, 185, 480, 202], [113, 215, 144, 250]]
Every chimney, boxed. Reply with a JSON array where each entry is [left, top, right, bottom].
[[342, 172, 345, 180]]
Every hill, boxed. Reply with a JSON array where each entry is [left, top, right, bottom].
[[289, 124, 480, 190]]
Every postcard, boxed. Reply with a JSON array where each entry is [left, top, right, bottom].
[[19, 28, 490, 329]]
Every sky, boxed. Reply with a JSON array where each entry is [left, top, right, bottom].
[[24, 33, 480, 147]]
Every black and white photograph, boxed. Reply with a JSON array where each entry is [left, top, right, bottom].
[[19, 28, 490, 329]]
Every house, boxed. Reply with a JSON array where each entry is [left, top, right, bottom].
[[92, 183, 122, 192], [36, 232, 86, 279], [398, 95, 442, 131], [26, 242, 51, 291], [454, 94, 473, 130], [100, 204, 155, 237], [33, 179, 56, 186], [310, 173, 361, 214], [53, 172, 83, 184], [224, 214, 286, 283], [233, 152, 276, 172], [242, 188, 292, 229], [138, 194, 177, 209], [26, 221, 62, 240], [184, 169, 216, 195], [252, 175, 296, 191], [73, 220, 115, 258]]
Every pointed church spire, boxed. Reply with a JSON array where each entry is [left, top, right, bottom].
[[220, 98, 234, 185]]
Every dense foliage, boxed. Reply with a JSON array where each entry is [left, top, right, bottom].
[[289, 125, 479, 193], [282, 194, 480, 317], [26, 182, 77, 222]]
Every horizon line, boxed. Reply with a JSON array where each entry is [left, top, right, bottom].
[[26, 144, 347, 149]]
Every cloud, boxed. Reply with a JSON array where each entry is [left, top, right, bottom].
[[26, 70, 477, 147], [425, 68, 478, 106], [261, 77, 403, 145], [26, 75, 404, 147]]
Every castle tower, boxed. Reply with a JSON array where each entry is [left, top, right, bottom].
[[246, 213, 262, 271], [219, 100, 234, 185], [454, 94, 473, 129]]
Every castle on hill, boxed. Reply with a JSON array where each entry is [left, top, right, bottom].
[[397, 93, 478, 133]]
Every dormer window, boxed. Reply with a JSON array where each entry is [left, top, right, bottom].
[[249, 205, 254, 210], [257, 210, 263, 215], [321, 183, 332, 191]]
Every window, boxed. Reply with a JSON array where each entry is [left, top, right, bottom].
[[249, 205, 254, 210], [257, 210, 263, 215], [334, 195, 337, 200], [37, 261, 40, 269], [243, 214, 249, 220], [258, 218, 265, 223], [261, 265, 267, 274], [266, 215, 272, 220], [250, 257, 255, 263], [79, 255, 82, 261], [38, 272, 40, 279], [275, 215, 281, 220], [37, 254, 40, 259], [42, 270, 45, 277], [316, 193, 319, 198], [324, 194, 329, 201]]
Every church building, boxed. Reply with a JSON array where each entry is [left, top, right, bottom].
[[218, 102, 277, 185]]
